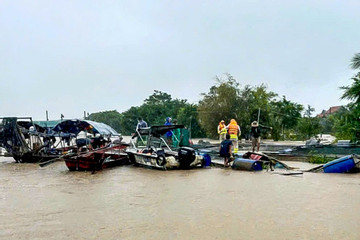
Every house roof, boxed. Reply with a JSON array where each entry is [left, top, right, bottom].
[[317, 106, 342, 118]]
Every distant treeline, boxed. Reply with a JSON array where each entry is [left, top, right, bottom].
[[89, 53, 360, 142]]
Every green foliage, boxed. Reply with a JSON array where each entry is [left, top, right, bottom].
[[308, 154, 336, 164], [118, 106, 141, 135], [270, 96, 303, 140], [88, 90, 206, 137], [336, 52, 360, 142], [245, 84, 278, 137], [177, 104, 206, 138], [88, 110, 122, 133], [331, 106, 360, 141], [350, 53, 360, 70], [88, 63, 360, 142], [296, 105, 322, 140], [198, 74, 242, 138], [197, 73, 305, 139], [340, 74, 360, 105]]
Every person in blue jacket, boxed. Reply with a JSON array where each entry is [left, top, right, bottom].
[[165, 117, 172, 145]]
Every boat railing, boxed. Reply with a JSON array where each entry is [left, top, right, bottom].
[[160, 137, 172, 152]]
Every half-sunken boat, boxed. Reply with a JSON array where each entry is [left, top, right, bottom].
[[126, 125, 204, 170], [48, 119, 129, 171], [61, 143, 129, 171], [231, 152, 298, 172], [0, 117, 62, 162]]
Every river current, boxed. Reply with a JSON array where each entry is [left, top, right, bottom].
[[1, 157, 360, 239]]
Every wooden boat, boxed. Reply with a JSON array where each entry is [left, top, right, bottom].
[[126, 125, 204, 170], [63, 144, 129, 171]]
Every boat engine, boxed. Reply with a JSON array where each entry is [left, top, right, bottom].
[[178, 147, 196, 168]]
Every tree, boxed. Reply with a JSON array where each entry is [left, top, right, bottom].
[[296, 105, 322, 140], [198, 74, 242, 138], [350, 52, 360, 70], [326, 107, 357, 140], [88, 110, 122, 133], [270, 96, 303, 140], [340, 75, 360, 106], [338, 53, 360, 142], [88, 90, 206, 137], [177, 104, 206, 138], [198, 74, 279, 139]]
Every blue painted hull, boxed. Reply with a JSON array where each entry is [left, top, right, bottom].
[[323, 155, 355, 173]]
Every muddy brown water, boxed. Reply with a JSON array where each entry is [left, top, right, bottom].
[[1, 157, 360, 240]]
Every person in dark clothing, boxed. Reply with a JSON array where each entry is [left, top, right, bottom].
[[220, 134, 233, 167], [91, 134, 104, 149], [136, 118, 148, 131], [251, 121, 272, 152]]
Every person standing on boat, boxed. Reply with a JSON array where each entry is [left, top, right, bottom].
[[164, 117, 172, 145], [226, 119, 241, 154], [220, 134, 233, 167], [136, 117, 148, 131], [250, 121, 272, 152], [217, 120, 227, 143]]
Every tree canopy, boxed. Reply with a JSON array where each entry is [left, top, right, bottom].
[[87, 61, 360, 142], [197, 74, 304, 139]]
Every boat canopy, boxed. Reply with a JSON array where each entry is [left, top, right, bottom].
[[33, 120, 63, 129], [133, 125, 184, 138], [52, 119, 119, 136], [17, 121, 47, 133]]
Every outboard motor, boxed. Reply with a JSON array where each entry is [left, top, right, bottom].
[[178, 147, 196, 169]]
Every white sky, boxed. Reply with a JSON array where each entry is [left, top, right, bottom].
[[1, 0, 359, 120]]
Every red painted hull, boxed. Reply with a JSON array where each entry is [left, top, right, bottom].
[[64, 144, 129, 171]]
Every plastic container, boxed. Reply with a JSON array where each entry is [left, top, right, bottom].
[[232, 158, 263, 171], [323, 155, 355, 173], [201, 153, 211, 167]]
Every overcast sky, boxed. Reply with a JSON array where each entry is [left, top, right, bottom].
[[1, 0, 359, 120]]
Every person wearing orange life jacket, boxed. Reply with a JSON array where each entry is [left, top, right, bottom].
[[217, 120, 227, 142], [226, 119, 241, 153]]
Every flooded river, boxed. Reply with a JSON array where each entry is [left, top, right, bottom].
[[1, 156, 360, 240]]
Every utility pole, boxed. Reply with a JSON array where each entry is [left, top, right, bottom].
[[257, 108, 261, 123], [46, 110, 49, 121]]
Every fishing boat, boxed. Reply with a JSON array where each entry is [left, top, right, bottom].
[[0, 117, 123, 164], [0, 117, 62, 162], [62, 143, 129, 171], [126, 125, 204, 170]]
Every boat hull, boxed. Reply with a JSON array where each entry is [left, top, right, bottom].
[[128, 151, 203, 170], [64, 145, 129, 171]]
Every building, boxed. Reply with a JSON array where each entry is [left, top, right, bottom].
[[317, 106, 343, 118]]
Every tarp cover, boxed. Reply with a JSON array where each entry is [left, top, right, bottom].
[[33, 120, 63, 129], [52, 119, 119, 136], [134, 125, 184, 138]]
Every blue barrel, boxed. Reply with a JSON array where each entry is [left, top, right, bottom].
[[232, 158, 263, 171], [201, 154, 211, 167], [323, 155, 355, 173]]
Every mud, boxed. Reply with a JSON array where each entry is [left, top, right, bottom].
[[1, 157, 360, 240]]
